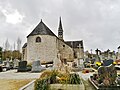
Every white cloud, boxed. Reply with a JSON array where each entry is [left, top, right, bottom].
[[2, 9, 24, 24], [0, 0, 120, 52]]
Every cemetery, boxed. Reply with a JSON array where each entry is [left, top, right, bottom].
[[0, 49, 120, 90], [2, 0, 120, 89], [0, 14, 120, 90], [0, 52, 120, 90]]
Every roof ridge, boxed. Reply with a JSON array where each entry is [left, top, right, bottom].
[[27, 20, 57, 38]]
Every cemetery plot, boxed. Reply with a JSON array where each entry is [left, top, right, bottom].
[[89, 64, 120, 90], [34, 70, 84, 90]]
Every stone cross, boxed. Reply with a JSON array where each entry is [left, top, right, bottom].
[[77, 44, 81, 49]]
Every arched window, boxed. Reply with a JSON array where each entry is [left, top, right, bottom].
[[36, 37, 41, 42]]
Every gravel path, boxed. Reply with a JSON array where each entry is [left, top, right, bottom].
[[77, 71, 96, 90], [0, 69, 41, 79]]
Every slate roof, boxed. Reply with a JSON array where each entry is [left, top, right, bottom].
[[27, 20, 57, 38], [65, 40, 83, 48], [22, 43, 27, 48], [118, 46, 120, 49]]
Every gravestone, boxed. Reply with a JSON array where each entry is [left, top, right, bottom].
[[72, 61, 77, 68], [0, 66, 2, 72], [117, 75, 120, 85], [98, 64, 117, 86], [84, 58, 90, 68], [0, 60, 2, 64], [53, 53, 61, 69], [103, 59, 113, 66], [32, 60, 45, 72], [13, 59, 19, 69], [17, 61, 31, 72], [5, 59, 11, 70], [6, 59, 10, 67], [84, 58, 90, 63], [79, 59, 84, 68]]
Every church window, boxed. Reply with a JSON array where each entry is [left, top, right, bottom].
[[63, 45, 65, 47], [36, 37, 41, 42], [59, 32, 62, 35]]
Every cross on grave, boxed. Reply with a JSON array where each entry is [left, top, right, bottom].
[[77, 44, 82, 49], [95, 48, 99, 55]]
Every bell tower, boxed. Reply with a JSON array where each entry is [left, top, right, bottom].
[[58, 17, 63, 40]]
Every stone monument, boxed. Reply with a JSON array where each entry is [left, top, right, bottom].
[[53, 52, 62, 69], [17, 61, 31, 72], [13, 59, 19, 68], [32, 60, 45, 72], [98, 64, 117, 86]]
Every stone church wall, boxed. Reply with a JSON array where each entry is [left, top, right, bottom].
[[22, 47, 27, 61], [58, 40, 74, 61], [74, 48, 84, 59], [27, 35, 57, 63]]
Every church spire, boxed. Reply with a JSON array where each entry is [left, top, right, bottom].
[[58, 17, 63, 40], [59, 17, 63, 30]]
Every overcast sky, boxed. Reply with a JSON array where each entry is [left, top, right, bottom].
[[0, 0, 120, 52]]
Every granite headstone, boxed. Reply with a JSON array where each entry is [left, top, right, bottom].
[[32, 60, 45, 72]]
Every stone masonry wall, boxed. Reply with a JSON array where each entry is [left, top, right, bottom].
[[27, 35, 57, 64], [22, 47, 27, 61], [58, 39, 74, 61]]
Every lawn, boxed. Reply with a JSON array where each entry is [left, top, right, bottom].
[[0, 79, 32, 90]]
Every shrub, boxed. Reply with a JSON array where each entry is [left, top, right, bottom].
[[34, 78, 49, 90], [34, 70, 82, 90], [67, 73, 81, 84], [34, 70, 59, 90]]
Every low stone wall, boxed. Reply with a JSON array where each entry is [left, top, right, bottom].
[[20, 74, 85, 90], [19, 80, 35, 90], [20, 79, 85, 90], [50, 84, 85, 90]]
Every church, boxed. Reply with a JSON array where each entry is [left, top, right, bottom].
[[22, 18, 84, 64]]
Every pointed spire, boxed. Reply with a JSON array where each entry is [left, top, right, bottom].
[[58, 17, 63, 30], [58, 17, 64, 40]]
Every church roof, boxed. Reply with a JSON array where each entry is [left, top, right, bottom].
[[65, 40, 83, 48], [27, 20, 57, 38], [118, 46, 120, 49], [22, 43, 27, 48]]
